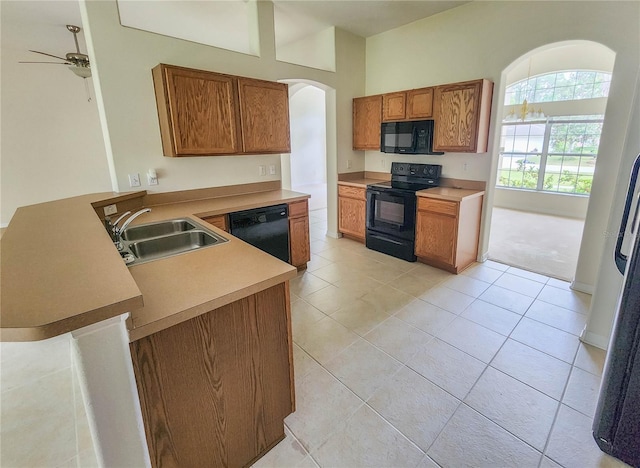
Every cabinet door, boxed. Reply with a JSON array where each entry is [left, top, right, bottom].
[[289, 201, 310, 268], [415, 210, 457, 266], [406, 87, 434, 120], [238, 78, 290, 153], [353, 95, 382, 150], [433, 80, 483, 153], [338, 197, 366, 240], [289, 216, 310, 267], [382, 92, 407, 121], [154, 65, 240, 156]]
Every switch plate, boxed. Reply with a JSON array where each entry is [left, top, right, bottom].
[[259, 165, 267, 176], [347, 159, 352, 169], [103, 204, 117, 216], [147, 173, 158, 185], [128, 173, 141, 187], [269, 164, 276, 175]]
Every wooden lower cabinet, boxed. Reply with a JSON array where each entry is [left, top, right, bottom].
[[415, 195, 483, 273], [130, 283, 294, 468], [338, 185, 366, 242], [202, 214, 228, 232], [288, 200, 310, 269]]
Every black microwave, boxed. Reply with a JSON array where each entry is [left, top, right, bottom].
[[380, 120, 443, 155]]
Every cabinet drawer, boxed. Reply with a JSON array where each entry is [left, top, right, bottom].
[[288, 200, 308, 218], [418, 197, 458, 216], [338, 185, 366, 200]]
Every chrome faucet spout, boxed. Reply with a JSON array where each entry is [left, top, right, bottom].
[[112, 211, 132, 228], [119, 208, 152, 233]]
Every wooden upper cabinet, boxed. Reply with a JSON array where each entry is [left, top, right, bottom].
[[382, 92, 406, 121], [406, 87, 434, 120], [433, 79, 493, 153], [382, 87, 433, 122], [353, 95, 382, 151], [153, 64, 240, 157], [237, 78, 291, 154], [152, 64, 291, 157]]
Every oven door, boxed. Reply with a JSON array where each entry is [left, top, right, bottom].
[[366, 188, 416, 240]]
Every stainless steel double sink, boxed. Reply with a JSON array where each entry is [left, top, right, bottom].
[[118, 218, 228, 266]]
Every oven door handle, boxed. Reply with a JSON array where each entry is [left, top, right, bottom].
[[369, 233, 403, 245]]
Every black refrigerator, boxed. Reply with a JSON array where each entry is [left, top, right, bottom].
[[592, 153, 640, 467]]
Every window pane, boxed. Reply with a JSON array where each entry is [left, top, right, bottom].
[[505, 70, 611, 104], [501, 69, 609, 195]]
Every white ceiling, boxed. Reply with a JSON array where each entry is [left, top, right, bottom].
[[273, 1, 469, 47], [1, 1, 86, 64], [1, 1, 469, 63]]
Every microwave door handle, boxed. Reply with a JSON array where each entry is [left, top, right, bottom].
[[615, 153, 640, 274]]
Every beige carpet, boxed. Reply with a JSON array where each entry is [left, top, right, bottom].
[[488, 207, 585, 281]]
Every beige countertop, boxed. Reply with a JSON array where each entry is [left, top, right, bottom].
[[1, 189, 307, 342], [417, 187, 485, 202]]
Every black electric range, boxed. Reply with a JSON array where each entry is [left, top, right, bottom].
[[365, 162, 442, 261]]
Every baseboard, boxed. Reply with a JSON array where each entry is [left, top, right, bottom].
[[579, 327, 608, 350], [479, 252, 489, 262], [326, 230, 341, 239], [571, 281, 594, 294]]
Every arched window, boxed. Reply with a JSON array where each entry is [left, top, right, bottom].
[[497, 70, 611, 195]]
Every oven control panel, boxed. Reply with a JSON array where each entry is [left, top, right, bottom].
[[391, 162, 442, 179]]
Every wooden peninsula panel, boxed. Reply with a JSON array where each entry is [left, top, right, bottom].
[[131, 283, 294, 468]]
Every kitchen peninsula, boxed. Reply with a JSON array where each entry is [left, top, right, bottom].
[[0, 184, 309, 467]]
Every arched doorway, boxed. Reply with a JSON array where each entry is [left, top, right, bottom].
[[487, 41, 615, 281], [287, 84, 327, 212]]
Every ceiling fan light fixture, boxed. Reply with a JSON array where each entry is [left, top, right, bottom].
[[69, 65, 91, 79]]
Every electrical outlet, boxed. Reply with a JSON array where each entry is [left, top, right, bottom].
[[259, 165, 267, 176], [103, 204, 117, 216], [347, 159, 352, 169], [269, 164, 276, 175], [381, 158, 386, 169], [128, 173, 141, 187], [463, 163, 468, 172]]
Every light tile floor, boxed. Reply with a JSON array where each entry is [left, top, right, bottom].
[[0, 207, 628, 467], [255, 207, 628, 468]]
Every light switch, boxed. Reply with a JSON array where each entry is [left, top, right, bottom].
[[269, 164, 276, 175]]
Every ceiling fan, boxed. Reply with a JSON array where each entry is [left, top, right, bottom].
[[20, 24, 91, 79]]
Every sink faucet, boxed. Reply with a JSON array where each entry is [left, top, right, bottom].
[[109, 208, 151, 249], [119, 208, 152, 233]]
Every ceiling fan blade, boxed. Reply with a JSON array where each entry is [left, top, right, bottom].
[[28, 50, 68, 61], [19, 61, 72, 64]]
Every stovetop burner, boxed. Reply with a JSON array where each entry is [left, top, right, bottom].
[[368, 162, 442, 193]]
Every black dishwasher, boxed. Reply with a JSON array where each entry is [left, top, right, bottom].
[[229, 204, 290, 263]]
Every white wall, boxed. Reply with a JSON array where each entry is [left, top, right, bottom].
[[0, 1, 112, 225], [277, 27, 336, 72], [493, 188, 589, 219], [582, 69, 640, 349], [80, 0, 365, 236], [365, 1, 640, 348], [289, 85, 327, 188]]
